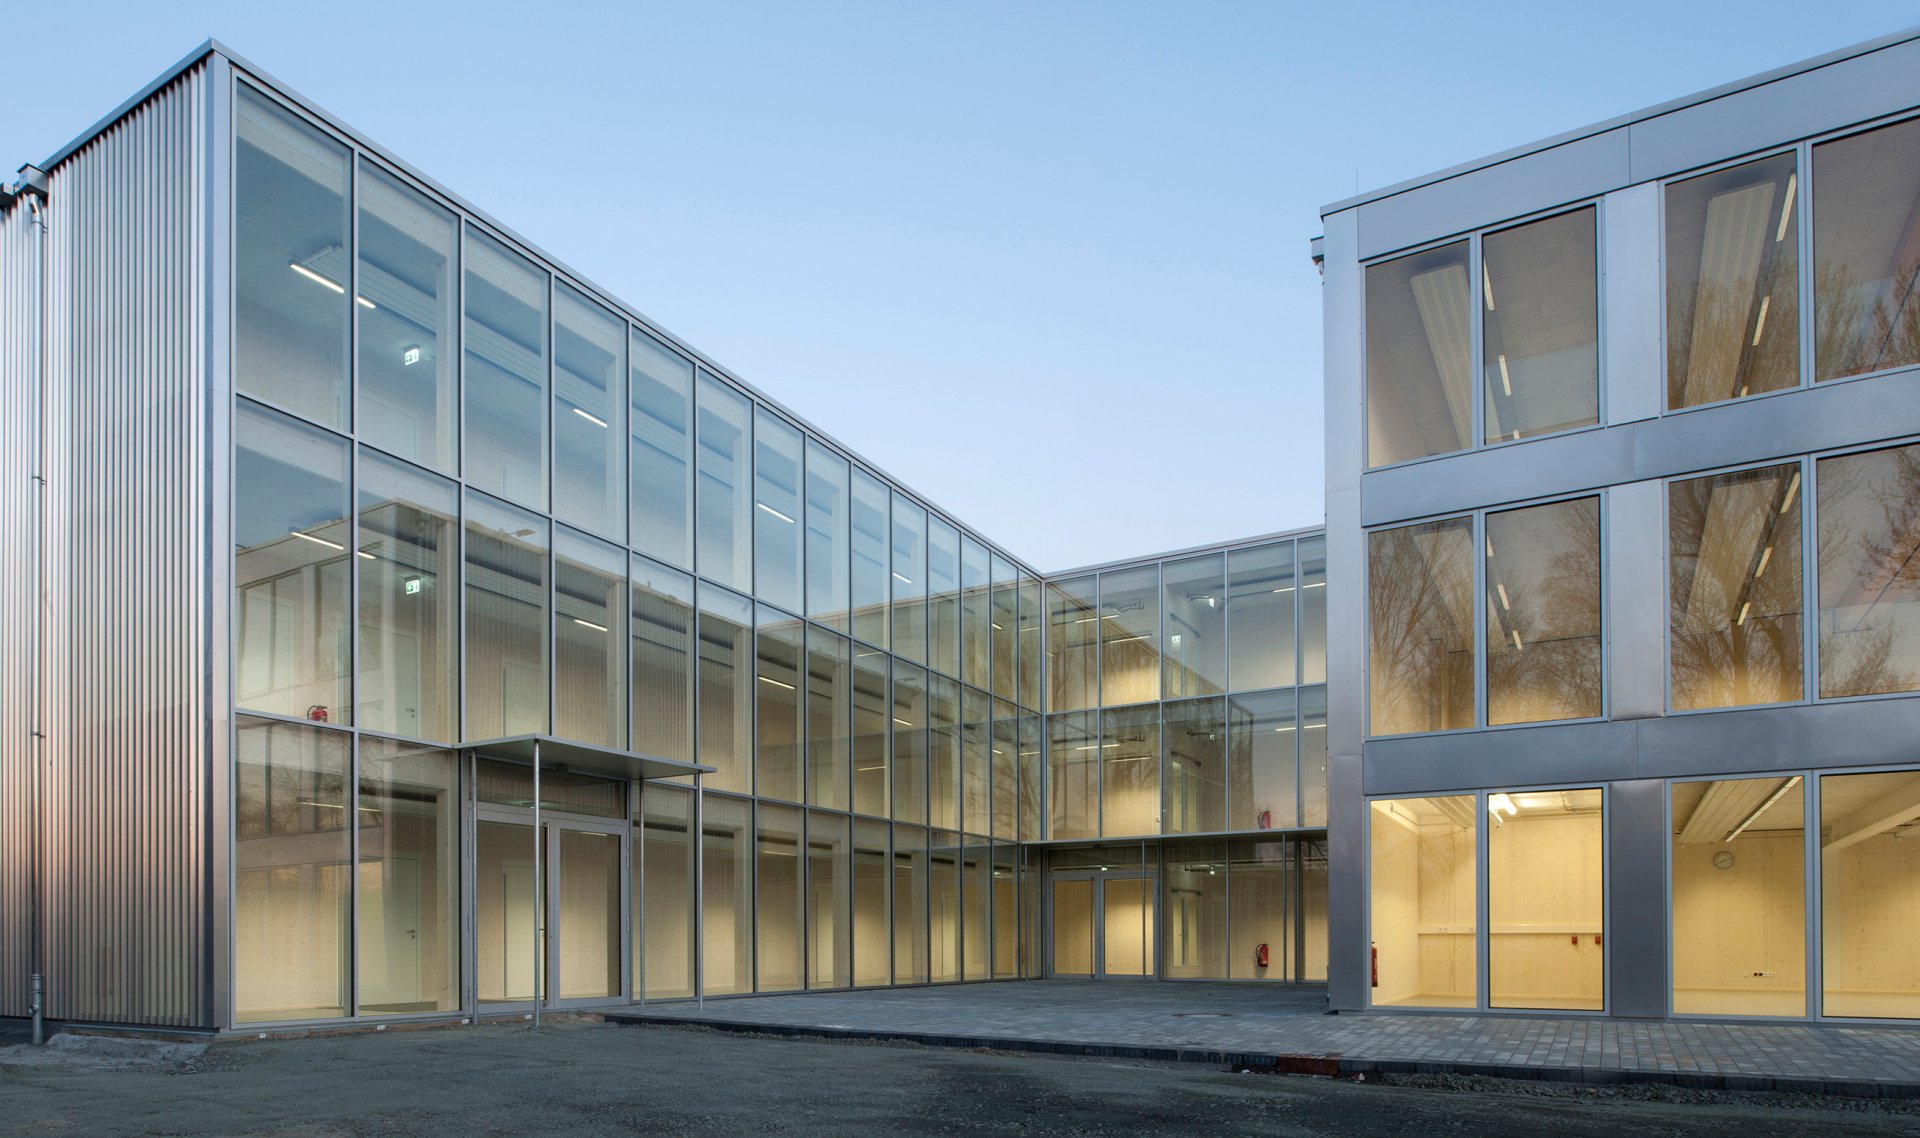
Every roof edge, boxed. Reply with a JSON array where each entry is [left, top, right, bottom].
[[1047, 519, 1326, 579], [39, 39, 222, 172], [1318, 23, 1920, 218]]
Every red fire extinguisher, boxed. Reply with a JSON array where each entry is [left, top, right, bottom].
[[1256, 809, 1272, 830], [1371, 941, 1378, 988], [1254, 942, 1269, 970], [306, 704, 330, 723]]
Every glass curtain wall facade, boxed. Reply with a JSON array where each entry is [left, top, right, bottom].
[[228, 75, 1049, 1023]]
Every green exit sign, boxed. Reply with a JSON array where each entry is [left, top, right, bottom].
[[404, 577, 422, 595]]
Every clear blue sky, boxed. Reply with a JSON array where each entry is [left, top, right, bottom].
[[6, 2, 1916, 570]]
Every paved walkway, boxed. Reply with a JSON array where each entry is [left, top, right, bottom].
[[609, 981, 1920, 1097]]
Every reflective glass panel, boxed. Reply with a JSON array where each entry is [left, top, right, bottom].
[[463, 228, 548, 507], [1489, 788, 1604, 1010], [805, 440, 852, 632], [1821, 770, 1920, 1018], [756, 803, 805, 992], [236, 717, 349, 1022], [1019, 715, 1043, 843], [1671, 777, 1805, 1016], [1368, 519, 1475, 735], [851, 468, 891, 649], [962, 688, 992, 836], [631, 556, 695, 764], [1815, 119, 1920, 381], [695, 373, 753, 591], [356, 160, 456, 471], [852, 646, 891, 817], [964, 838, 991, 981], [992, 710, 1018, 841], [553, 284, 626, 539], [556, 828, 621, 1000], [236, 87, 350, 428], [806, 627, 852, 811], [1164, 697, 1226, 834], [931, 831, 961, 982], [1101, 704, 1160, 836], [1369, 796, 1476, 1008], [991, 556, 1018, 701], [1670, 464, 1804, 710], [1367, 240, 1471, 466], [1228, 542, 1296, 692], [928, 517, 962, 678], [1486, 497, 1602, 724], [808, 811, 853, 989], [992, 844, 1019, 979], [1227, 689, 1296, 831], [357, 449, 458, 740], [961, 538, 991, 688], [1163, 842, 1226, 979], [1667, 153, 1801, 409], [1299, 537, 1328, 685], [1818, 443, 1920, 697], [1019, 577, 1043, 709], [236, 403, 351, 724], [893, 825, 930, 984], [853, 818, 892, 986], [701, 795, 753, 995], [930, 676, 962, 831], [1300, 686, 1328, 827], [630, 329, 694, 568], [1228, 838, 1291, 980], [891, 661, 928, 824], [697, 585, 754, 794], [1163, 555, 1226, 698], [1048, 711, 1098, 841], [639, 784, 695, 999], [464, 492, 549, 739], [555, 530, 626, 747], [1047, 576, 1098, 712], [892, 495, 928, 664], [1482, 208, 1599, 443], [755, 606, 804, 802], [754, 410, 804, 613]]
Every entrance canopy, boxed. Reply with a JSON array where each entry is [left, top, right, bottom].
[[462, 734, 714, 782]]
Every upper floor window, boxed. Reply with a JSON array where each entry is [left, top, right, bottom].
[[1366, 209, 1599, 467], [1814, 117, 1920, 382]]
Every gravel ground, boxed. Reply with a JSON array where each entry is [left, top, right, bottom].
[[3, 1018, 1918, 1136]]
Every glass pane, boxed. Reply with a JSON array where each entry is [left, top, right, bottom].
[[1667, 152, 1800, 409], [1299, 537, 1328, 685], [1164, 843, 1227, 979], [630, 329, 694, 568], [853, 818, 892, 986], [697, 585, 754, 794], [476, 818, 540, 1003], [807, 811, 852, 989], [930, 677, 962, 832], [931, 831, 961, 982], [1669, 464, 1804, 710], [357, 740, 458, 1015], [553, 284, 626, 539], [961, 538, 991, 688], [631, 556, 694, 764], [1486, 497, 1602, 724], [993, 844, 1019, 979], [1228, 689, 1297, 831], [892, 825, 930, 984], [1103, 877, 1153, 977], [1300, 686, 1328, 827], [805, 440, 852, 632], [695, 373, 753, 591], [357, 449, 458, 741], [991, 556, 1018, 701], [1489, 787, 1604, 1010], [556, 530, 626, 747], [1366, 240, 1471, 466], [1482, 208, 1599, 443], [1368, 519, 1475, 734], [236, 718, 349, 1022], [1671, 777, 1805, 1016], [1228, 837, 1290, 980], [1164, 697, 1226, 834], [1821, 770, 1920, 1018], [1818, 443, 1920, 697], [1018, 715, 1043, 843], [928, 518, 962, 678], [1816, 120, 1920, 380], [1228, 543, 1297, 692], [1101, 704, 1160, 837], [1048, 711, 1098, 841], [465, 492, 549, 739], [992, 711, 1019, 841], [892, 495, 928, 664], [1047, 576, 1098, 712], [755, 803, 804, 992], [851, 468, 890, 649], [557, 829, 622, 1000], [807, 628, 853, 811], [356, 161, 456, 471], [755, 606, 804, 802], [1301, 839, 1329, 981], [1053, 878, 1094, 974], [964, 837, 990, 980], [1369, 796, 1476, 1008], [236, 88, 349, 428], [475, 759, 624, 818], [235, 403, 351, 723], [852, 646, 891, 817], [702, 795, 753, 995], [1163, 555, 1226, 698], [640, 784, 695, 999], [1018, 576, 1043, 709], [463, 228, 548, 507], [962, 688, 992, 836], [891, 661, 928, 824], [754, 410, 804, 612]]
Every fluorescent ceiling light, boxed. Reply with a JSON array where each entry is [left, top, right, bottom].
[[1302, 582, 1325, 589], [357, 296, 376, 310], [572, 406, 609, 429], [893, 572, 912, 585], [1511, 629, 1523, 650], [1737, 601, 1751, 627], [1751, 295, 1771, 346], [1489, 792, 1518, 817], [1497, 583, 1511, 611], [571, 618, 608, 633], [291, 530, 344, 551], [1777, 173, 1796, 242], [289, 261, 344, 294], [1724, 775, 1800, 842], [1755, 545, 1773, 577], [893, 718, 913, 728], [1498, 354, 1512, 397], [1781, 470, 1800, 514], [756, 502, 795, 524], [757, 675, 795, 690], [1482, 264, 1496, 312]]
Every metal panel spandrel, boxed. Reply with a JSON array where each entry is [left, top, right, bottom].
[[1600, 184, 1661, 427], [1605, 778, 1668, 1018], [1606, 481, 1665, 721], [39, 63, 213, 1027]]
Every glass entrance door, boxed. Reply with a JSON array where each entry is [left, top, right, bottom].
[[474, 809, 627, 1009], [1050, 872, 1156, 979]]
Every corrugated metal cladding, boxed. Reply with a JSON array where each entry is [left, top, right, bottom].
[[36, 62, 214, 1027], [0, 165, 41, 1020]]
